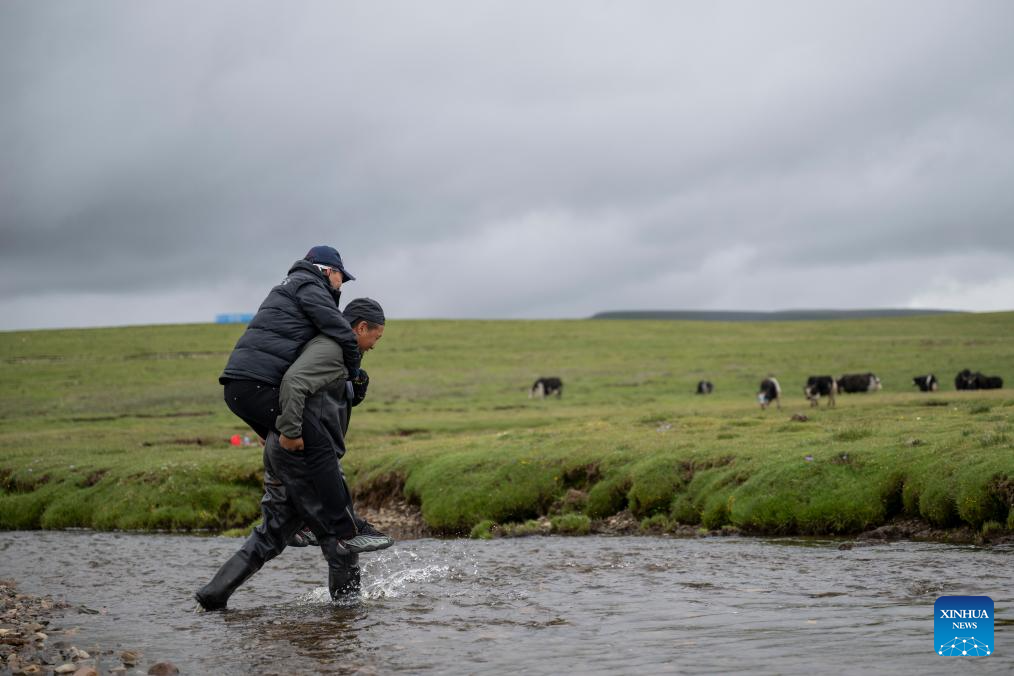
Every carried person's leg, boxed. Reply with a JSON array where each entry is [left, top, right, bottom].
[[265, 430, 368, 601], [298, 416, 393, 554], [286, 458, 394, 548], [223, 379, 281, 439]]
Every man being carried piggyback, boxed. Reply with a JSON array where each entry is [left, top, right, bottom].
[[217, 245, 361, 441]]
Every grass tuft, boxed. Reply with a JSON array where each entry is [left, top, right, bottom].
[[551, 513, 591, 535]]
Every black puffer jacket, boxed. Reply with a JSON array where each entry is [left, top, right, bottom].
[[219, 260, 361, 386]]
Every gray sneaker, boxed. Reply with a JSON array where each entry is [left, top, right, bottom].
[[287, 525, 318, 548], [339, 532, 395, 554]]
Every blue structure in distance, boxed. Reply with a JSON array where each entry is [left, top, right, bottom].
[[215, 313, 254, 324]]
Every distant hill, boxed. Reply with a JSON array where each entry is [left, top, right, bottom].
[[591, 309, 964, 321]]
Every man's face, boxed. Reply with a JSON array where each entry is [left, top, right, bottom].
[[326, 268, 344, 291], [354, 322, 384, 352]]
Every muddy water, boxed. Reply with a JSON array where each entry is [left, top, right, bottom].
[[0, 532, 1011, 674]]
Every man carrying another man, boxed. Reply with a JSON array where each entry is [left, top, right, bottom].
[[195, 246, 392, 610]]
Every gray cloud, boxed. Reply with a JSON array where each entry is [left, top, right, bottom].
[[2, 1, 1014, 329]]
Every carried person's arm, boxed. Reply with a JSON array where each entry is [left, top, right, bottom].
[[296, 283, 362, 374], [276, 336, 348, 449]]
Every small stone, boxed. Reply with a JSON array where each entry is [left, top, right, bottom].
[[73, 667, 99, 676], [55, 664, 78, 674], [108, 667, 127, 675], [147, 661, 180, 675], [33, 632, 47, 641], [120, 650, 138, 666], [70, 647, 90, 660]]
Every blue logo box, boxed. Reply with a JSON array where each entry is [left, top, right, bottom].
[[935, 596, 994, 657]]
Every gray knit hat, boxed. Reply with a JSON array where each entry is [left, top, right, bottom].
[[343, 298, 385, 326]]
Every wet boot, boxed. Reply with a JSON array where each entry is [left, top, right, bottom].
[[195, 552, 259, 611], [328, 553, 361, 604]]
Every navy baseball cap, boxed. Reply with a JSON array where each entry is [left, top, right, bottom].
[[304, 245, 355, 282]]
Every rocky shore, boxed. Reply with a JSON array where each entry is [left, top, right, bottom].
[[0, 581, 177, 676], [355, 499, 431, 541]]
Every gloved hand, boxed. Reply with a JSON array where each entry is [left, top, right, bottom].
[[351, 368, 369, 407]]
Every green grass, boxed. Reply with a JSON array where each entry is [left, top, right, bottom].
[[1, 313, 1013, 536]]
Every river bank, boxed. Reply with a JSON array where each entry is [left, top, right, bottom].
[[360, 499, 1014, 547]]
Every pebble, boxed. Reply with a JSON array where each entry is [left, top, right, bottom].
[[73, 667, 99, 676], [147, 660, 180, 675], [55, 664, 78, 674], [120, 649, 139, 665]]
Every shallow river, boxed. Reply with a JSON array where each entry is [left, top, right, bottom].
[[1, 532, 1011, 674]]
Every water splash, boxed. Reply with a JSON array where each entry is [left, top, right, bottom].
[[293, 547, 457, 605], [361, 564, 451, 599], [297, 587, 334, 605]]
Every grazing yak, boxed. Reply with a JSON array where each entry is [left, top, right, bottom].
[[838, 372, 882, 393], [955, 369, 977, 390], [757, 377, 781, 410], [804, 376, 837, 408], [530, 377, 563, 399], [696, 380, 714, 395], [955, 369, 1003, 390], [913, 374, 939, 392], [980, 374, 1004, 389]]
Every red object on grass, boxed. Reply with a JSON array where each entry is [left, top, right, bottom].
[[230, 434, 242, 446]]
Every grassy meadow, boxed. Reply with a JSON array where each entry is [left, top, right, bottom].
[[1, 313, 1013, 538]]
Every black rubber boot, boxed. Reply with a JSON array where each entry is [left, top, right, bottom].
[[195, 552, 259, 611], [328, 553, 361, 604]]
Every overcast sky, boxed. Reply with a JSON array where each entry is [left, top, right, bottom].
[[2, 1, 1013, 330]]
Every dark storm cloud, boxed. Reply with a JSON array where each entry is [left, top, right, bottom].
[[2, 1, 1013, 328]]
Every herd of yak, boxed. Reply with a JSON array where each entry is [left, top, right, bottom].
[[528, 370, 1004, 409], [744, 369, 1004, 410]]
